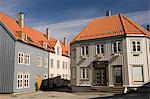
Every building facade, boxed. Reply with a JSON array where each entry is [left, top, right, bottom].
[[48, 38, 70, 80], [0, 12, 70, 93], [70, 14, 150, 87]]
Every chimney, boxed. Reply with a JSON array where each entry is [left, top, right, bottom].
[[64, 37, 68, 47], [18, 12, 25, 28], [46, 28, 50, 40], [147, 25, 150, 31], [106, 11, 111, 16]]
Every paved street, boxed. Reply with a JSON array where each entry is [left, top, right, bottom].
[[0, 91, 149, 99]]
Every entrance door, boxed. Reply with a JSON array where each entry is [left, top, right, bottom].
[[95, 68, 106, 86], [113, 66, 123, 86]]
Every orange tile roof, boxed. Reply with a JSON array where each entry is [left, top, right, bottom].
[[0, 12, 55, 52], [48, 37, 69, 56], [72, 14, 150, 43]]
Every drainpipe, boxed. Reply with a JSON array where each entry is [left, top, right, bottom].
[[145, 38, 150, 81], [48, 51, 50, 87]]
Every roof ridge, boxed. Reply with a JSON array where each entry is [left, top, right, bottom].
[[118, 14, 126, 34], [121, 15, 145, 34]]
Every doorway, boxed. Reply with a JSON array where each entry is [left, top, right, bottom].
[[113, 66, 123, 86]]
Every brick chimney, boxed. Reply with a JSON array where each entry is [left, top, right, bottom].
[[18, 12, 25, 28], [46, 28, 50, 40], [64, 37, 68, 47]]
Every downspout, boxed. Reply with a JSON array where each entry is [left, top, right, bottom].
[[145, 38, 150, 81], [48, 51, 50, 87]]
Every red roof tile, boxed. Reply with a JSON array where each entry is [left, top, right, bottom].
[[72, 14, 150, 43]]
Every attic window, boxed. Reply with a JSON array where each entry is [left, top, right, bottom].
[[43, 42, 48, 49], [22, 33, 28, 42]]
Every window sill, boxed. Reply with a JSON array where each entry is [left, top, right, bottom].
[[80, 55, 88, 59], [95, 54, 104, 58], [80, 79, 89, 81]]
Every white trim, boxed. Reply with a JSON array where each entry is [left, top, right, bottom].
[[17, 73, 24, 89], [43, 58, 48, 68], [24, 73, 30, 88], [37, 56, 42, 67], [24, 53, 30, 65], [18, 52, 24, 65]]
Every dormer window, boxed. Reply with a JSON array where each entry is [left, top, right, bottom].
[[22, 33, 27, 42], [43, 42, 48, 49]]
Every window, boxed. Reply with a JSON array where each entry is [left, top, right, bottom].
[[37, 57, 42, 67], [57, 60, 60, 69], [22, 33, 27, 42], [17, 73, 23, 89], [24, 73, 30, 88], [62, 61, 65, 69], [50, 74, 54, 78], [66, 62, 68, 69], [131, 41, 141, 52], [24, 54, 30, 65], [80, 68, 89, 79], [18, 52, 24, 64], [43, 42, 48, 49], [57, 46, 60, 55], [96, 44, 104, 54], [112, 41, 122, 53], [132, 66, 144, 82], [43, 58, 48, 67], [51, 59, 54, 68], [81, 46, 89, 56]]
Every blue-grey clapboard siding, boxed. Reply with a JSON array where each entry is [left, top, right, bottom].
[[13, 41, 48, 92], [0, 24, 15, 93]]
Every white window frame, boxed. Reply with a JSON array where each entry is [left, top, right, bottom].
[[96, 44, 104, 54], [24, 53, 30, 65], [18, 52, 24, 65], [37, 56, 42, 67], [112, 41, 122, 53], [131, 40, 142, 52], [80, 68, 89, 80], [22, 33, 28, 42], [43, 58, 48, 68], [81, 46, 89, 56], [43, 42, 48, 49], [50, 59, 54, 68], [17, 73, 23, 89], [62, 61, 65, 69], [132, 65, 144, 83], [24, 73, 30, 88], [57, 60, 60, 69], [57, 46, 60, 55]]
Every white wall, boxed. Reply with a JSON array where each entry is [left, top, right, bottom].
[[49, 41, 70, 80], [126, 36, 150, 86]]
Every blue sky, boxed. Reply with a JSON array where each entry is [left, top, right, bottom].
[[0, 0, 149, 41]]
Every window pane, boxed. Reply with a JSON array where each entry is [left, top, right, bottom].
[[132, 41, 136, 51], [86, 46, 88, 55], [113, 43, 117, 53], [137, 41, 141, 51], [96, 45, 100, 54], [101, 44, 104, 53], [81, 47, 84, 55], [132, 66, 143, 82], [118, 42, 122, 52]]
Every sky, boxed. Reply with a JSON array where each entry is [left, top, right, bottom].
[[0, 0, 150, 42]]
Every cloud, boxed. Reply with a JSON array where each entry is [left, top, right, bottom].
[[33, 10, 150, 42]]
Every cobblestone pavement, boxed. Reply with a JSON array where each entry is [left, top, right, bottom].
[[0, 91, 149, 99], [0, 91, 116, 99]]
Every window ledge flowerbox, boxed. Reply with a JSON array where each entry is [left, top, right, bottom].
[[95, 54, 104, 58], [112, 53, 120, 56], [80, 55, 88, 59]]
